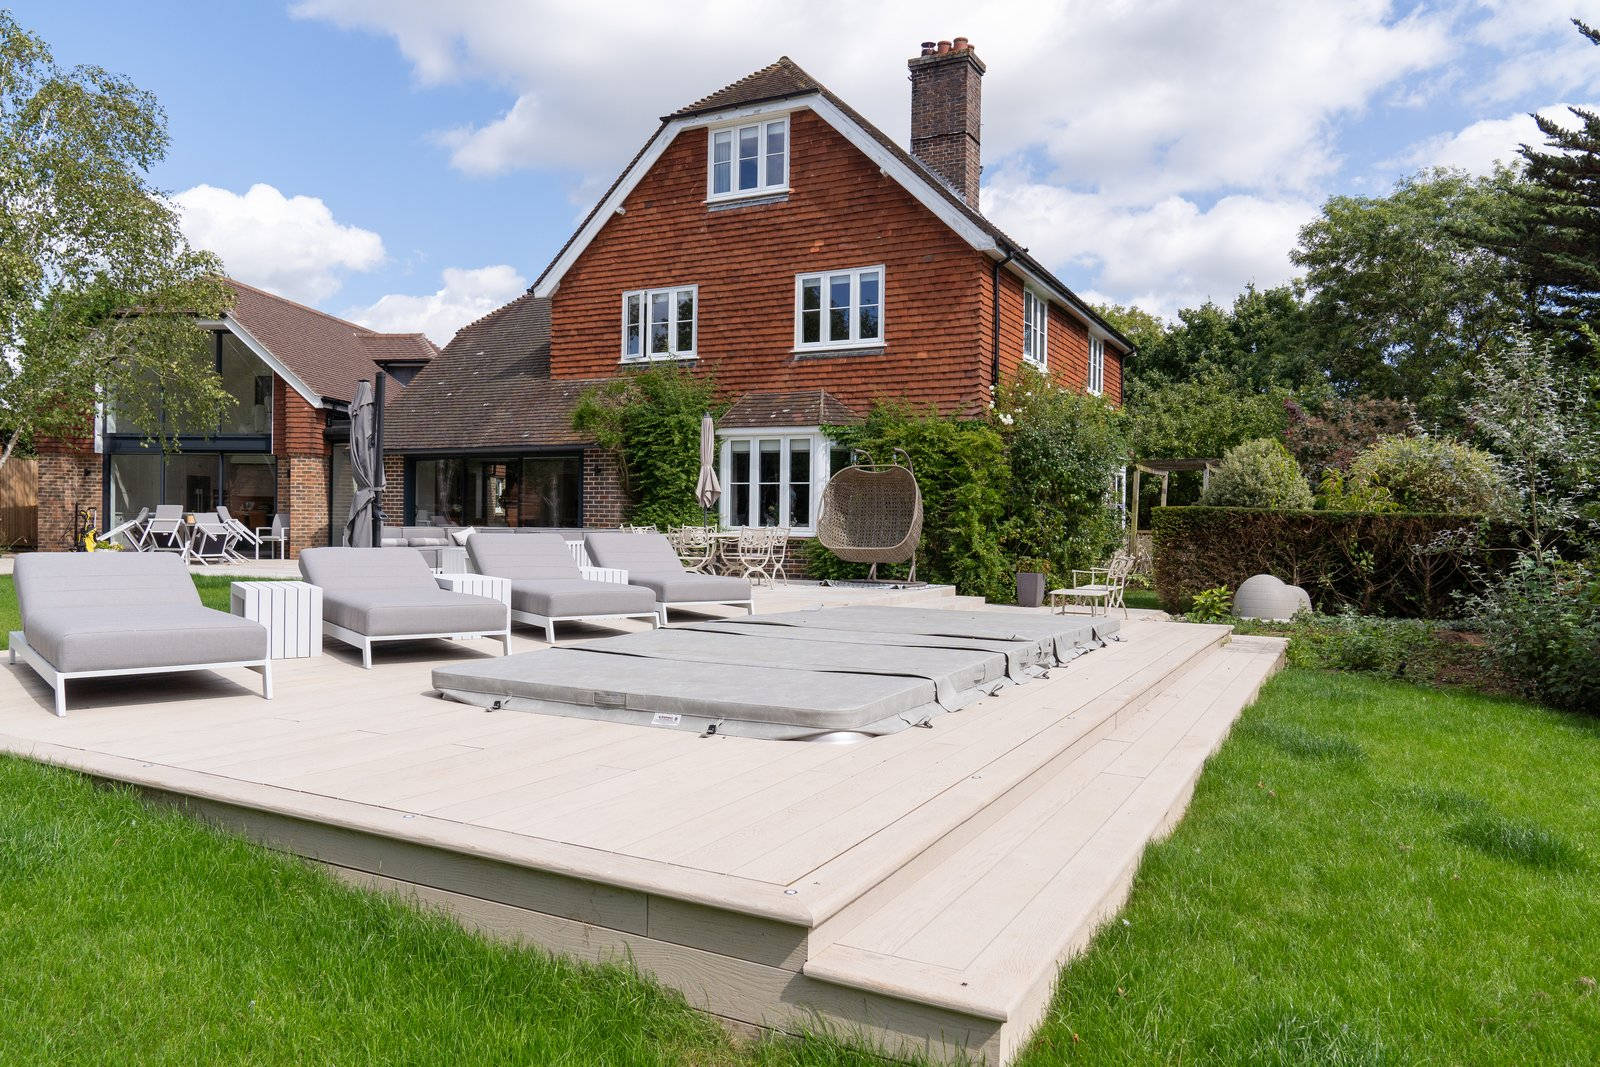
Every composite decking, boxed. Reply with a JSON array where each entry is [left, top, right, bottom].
[[0, 592, 1284, 1065]]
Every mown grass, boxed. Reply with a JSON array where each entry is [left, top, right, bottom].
[[1017, 669, 1600, 1066]]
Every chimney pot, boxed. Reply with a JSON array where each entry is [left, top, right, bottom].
[[953, 36, 969, 50], [920, 40, 936, 56], [937, 39, 951, 53]]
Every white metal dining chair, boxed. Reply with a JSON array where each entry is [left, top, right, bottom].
[[733, 527, 777, 586], [187, 512, 239, 565], [254, 513, 288, 559], [216, 506, 260, 561], [144, 505, 185, 552]]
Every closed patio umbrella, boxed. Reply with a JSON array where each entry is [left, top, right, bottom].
[[695, 412, 721, 518], [343, 379, 383, 547]]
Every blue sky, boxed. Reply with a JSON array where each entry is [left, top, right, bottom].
[[15, 2, 1600, 342]]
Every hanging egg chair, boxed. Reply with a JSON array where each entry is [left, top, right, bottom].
[[815, 448, 923, 583]]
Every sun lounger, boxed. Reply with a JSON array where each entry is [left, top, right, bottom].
[[583, 530, 754, 622], [466, 531, 660, 643], [8, 552, 270, 717], [298, 546, 512, 668]]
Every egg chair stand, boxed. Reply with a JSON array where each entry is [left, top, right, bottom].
[[816, 448, 924, 585]]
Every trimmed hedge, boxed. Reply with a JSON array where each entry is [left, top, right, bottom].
[[1153, 506, 1515, 618]]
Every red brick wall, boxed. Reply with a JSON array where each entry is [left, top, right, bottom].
[[548, 108, 990, 417], [282, 454, 327, 556], [36, 448, 101, 551], [582, 448, 626, 528], [985, 268, 1124, 404], [381, 454, 404, 524]]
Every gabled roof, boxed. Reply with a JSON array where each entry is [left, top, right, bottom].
[[384, 293, 607, 452], [532, 57, 1133, 355], [222, 278, 437, 406], [721, 389, 863, 429]]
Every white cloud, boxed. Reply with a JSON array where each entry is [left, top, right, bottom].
[[984, 171, 1316, 318], [1402, 102, 1600, 175], [343, 265, 528, 345], [173, 183, 384, 304], [287, 1, 1472, 313]]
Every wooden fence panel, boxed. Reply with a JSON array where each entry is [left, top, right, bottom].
[[0, 459, 39, 547]]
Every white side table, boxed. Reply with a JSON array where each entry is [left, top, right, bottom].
[[231, 580, 323, 659], [434, 545, 469, 574], [435, 572, 512, 607]]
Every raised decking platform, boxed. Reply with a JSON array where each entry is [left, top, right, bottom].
[[0, 603, 1283, 1065]]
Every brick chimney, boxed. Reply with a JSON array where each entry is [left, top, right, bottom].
[[908, 38, 985, 206]]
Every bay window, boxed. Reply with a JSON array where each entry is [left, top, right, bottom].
[[720, 431, 830, 531], [794, 266, 883, 351], [622, 285, 697, 362], [709, 117, 788, 200], [1088, 336, 1105, 395], [1023, 288, 1048, 367]]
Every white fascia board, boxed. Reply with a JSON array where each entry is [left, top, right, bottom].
[[716, 425, 825, 437], [533, 93, 1003, 299], [201, 316, 326, 409]]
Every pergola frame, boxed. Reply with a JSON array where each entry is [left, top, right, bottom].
[[1127, 457, 1219, 552]]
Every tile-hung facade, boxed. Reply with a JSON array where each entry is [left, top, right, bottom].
[[385, 39, 1133, 546], [35, 279, 435, 556]]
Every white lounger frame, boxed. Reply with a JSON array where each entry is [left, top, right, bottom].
[[659, 598, 756, 624], [511, 607, 662, 644], [8, 630, 271, 718], [323, 620, 513, 670]]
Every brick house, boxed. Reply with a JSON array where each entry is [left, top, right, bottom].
[[383, 40, 1132, 539], [35, 278, 435, 556]]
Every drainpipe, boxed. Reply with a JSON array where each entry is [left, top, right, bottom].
[[990, 243, 1018, 396]]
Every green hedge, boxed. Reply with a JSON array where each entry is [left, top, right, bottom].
[[1152, 507, 1516, 618]]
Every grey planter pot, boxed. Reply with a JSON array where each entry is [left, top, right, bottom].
[[1015, 571, 1047, 608]]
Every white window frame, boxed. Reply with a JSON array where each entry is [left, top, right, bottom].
[[1088, 335, 1105, 395], [620, 285, 698, 363], [1023, 287, 1049, 368], [717, 429, 832, 534], [706, 115, 790, 203], [792, 265, 885, 353]]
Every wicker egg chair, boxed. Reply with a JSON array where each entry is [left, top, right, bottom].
[[816, 449, 923, 583]]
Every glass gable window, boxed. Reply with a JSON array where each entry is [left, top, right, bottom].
[[1088, 336, 1106, 395], [622, 286, 696, 362], [218, 334, 273, 434], [709, 117, 788, 200], [795, 267, 882, 351], [1023, 289, 1048, 368], [719, 432, 828, 531]]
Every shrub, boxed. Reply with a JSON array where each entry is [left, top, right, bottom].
[[1283, 394, 1415, 481], [1187, 585, 1233, 622], [573, 366, 720, 529], [1152, 506, 1516, 617], [1463, 555, 1600, 714], [1343, 435, 1510, 516], [997, 368, 1129, 578], [1199, 438, 1314, 509]]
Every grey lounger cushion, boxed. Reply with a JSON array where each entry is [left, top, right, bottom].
[[470, 532, 657, 617], [13, 552, 266, 672], [625, 570, 752, 603], [584, 530, 751, 602], [299, 546, 507, 636]]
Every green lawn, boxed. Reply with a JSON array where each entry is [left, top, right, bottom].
[[2, 578, 1596, 1062]]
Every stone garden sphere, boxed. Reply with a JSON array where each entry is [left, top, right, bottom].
[[1234, 573, 1307, 621]]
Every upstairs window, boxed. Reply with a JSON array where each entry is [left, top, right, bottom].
[[622, 286, 697, 362], [1088, 336, 1105, 395], [794, 266, 883, 351], [709, 117, 788, 200], [1023, 288, 1048, 368]]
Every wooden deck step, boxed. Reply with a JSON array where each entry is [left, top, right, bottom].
[[802, 637, 1285, 1063]]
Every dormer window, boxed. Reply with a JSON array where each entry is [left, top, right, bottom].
[[708, 117, 788, 201]]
